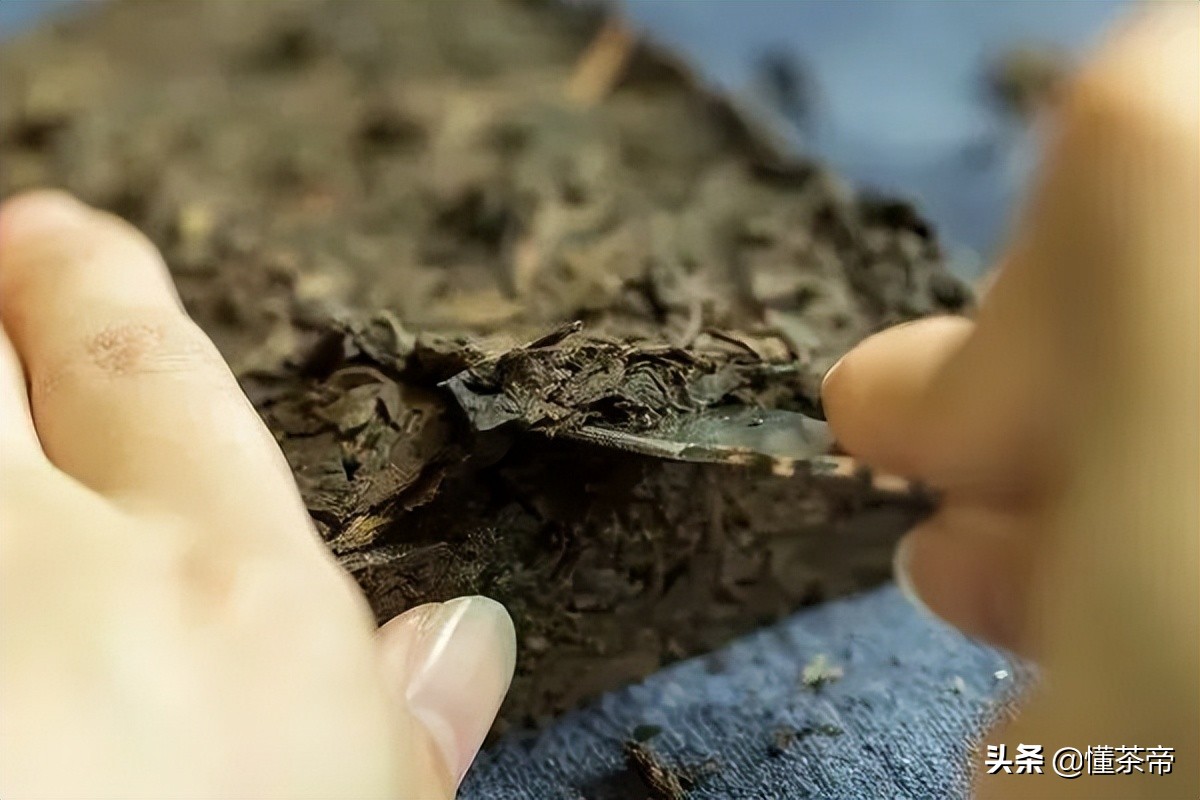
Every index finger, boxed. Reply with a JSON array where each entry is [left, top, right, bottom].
[[0, 191, 316, 553]]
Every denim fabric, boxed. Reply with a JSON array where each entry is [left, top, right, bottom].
[[463, 586, 1020, 799]]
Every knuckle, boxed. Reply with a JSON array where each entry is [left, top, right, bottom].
[[33, 313, 229, 398], [86, 320, 182, 376]]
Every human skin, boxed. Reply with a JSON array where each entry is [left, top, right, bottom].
[[0, 193, 516, 798], [823, 6, 1198, 798], [0, 5, 1195, 800]]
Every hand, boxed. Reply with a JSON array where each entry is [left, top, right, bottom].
[[0, 192, 516, 799], [823, 7, 1197, 797]]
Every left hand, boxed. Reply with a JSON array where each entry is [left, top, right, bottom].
[[0, 191, 516, 800]]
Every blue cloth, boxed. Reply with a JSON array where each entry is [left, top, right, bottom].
[[463, 586, 1019, 799]]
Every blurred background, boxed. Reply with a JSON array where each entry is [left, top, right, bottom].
[[3, 0, 1129, 274], [623, 0, 1127, 273]]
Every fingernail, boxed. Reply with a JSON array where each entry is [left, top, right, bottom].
[[820, 354, 846, 395], [0, 189, 88, 238], [815, 354, 847, 421], [404, 596, 516, 784], [893, 534, 938, 622]]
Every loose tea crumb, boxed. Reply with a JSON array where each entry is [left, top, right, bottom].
[[768, 726, 798, 756], [801, 653, 844, 689], [623, 740, 689, 800]]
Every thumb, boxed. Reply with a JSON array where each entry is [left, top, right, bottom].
[[376, 596, 516, 796]]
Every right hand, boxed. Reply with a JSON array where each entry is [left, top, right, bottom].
[[823, 7, 1198, 797]]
